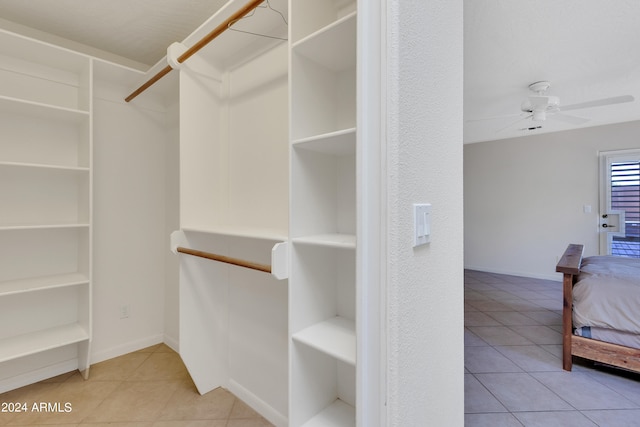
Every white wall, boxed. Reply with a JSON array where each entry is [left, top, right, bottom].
[[92, 75, 170, 362], [386, 1, 464, 425], [464, 119, 640, 280]]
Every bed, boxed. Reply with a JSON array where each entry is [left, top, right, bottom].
[[556, 244, 640, 372]]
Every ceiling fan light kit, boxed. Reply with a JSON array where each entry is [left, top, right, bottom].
[[521, 81, 559, 120], [521, 93, 560, 121]]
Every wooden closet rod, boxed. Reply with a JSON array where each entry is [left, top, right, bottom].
[[176, 246, 271, 273], [125, 0, 265, 102]]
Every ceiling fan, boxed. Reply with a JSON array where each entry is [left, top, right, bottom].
[[491, 81, 634, 132], [520, 81, 634, 124]]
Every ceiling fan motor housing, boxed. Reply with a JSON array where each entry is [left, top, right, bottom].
[[521, 95, 560, 120]]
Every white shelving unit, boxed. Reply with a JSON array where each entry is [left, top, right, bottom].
[[149, 2, 291, 424], [289, 1, 358, 426], [0, 29, 92, 384]]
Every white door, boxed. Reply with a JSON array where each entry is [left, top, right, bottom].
[[599, 150, 640, 256]]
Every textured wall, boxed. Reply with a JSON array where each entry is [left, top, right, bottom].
[[386, 0, 465, 425]]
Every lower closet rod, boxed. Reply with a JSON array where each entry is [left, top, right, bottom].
[[125, 0, 264, 102], [176, 246, 271, 273]]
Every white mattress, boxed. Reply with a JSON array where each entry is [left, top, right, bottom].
[[573, 256, 640, 335]]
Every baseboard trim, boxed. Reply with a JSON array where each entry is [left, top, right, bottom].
[[91, 334, 164, 364], [464, 265, 561, 282], [163, 334, 179, 353], [0, 359, 78, 394], [228, 378, 288, 427]]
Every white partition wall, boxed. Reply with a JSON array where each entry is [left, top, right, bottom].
[[167, 2, 290, 425]]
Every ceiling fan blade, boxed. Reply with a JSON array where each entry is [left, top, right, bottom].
[[496, 114, 532, 133], [549, 113, 590, 125], [561, 95, 634, 112]]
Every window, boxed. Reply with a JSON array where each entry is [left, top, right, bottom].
[[610, 160, 640, 257]]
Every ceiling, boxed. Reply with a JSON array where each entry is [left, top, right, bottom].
[[464, 0, 640, 143], [0, 0, 229, 66], [1, 0, 639, 144]]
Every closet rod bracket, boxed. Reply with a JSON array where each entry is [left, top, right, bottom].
[[167, 42, 188, 70]]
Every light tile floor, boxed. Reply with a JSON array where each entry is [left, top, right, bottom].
[[0, 344, 274, 426], [465, 269, 640, 426]]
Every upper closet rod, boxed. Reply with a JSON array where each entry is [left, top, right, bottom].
[[125, 0, 265, 102]]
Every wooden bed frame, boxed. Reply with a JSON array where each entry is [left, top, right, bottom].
[[556, 243, 640, 372]]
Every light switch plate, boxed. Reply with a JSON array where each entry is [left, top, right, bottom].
[[413, 203, 431, 247]]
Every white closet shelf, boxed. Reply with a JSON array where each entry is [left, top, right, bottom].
[[0, 223, 90, 231], [293, 128, 356, 156], [181, 225, 288, 242], [292, 234, 356, 249], [292, 12, 356, 72], [293, 316, 356, 365], [0, 323, 89, 364], [0, 29, 89, 74], [0, 273, 89, 297], [0, 161, 89, 173], [0, 95, 89, 121], [0, 273, 89, 296], [301, 399, 355, 427]]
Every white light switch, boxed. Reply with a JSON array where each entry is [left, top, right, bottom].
[[413, 203, 431, 247]]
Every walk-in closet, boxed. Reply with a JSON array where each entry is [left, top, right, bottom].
[[0, 0, 359, 425], [0, 0, 465, 426]]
